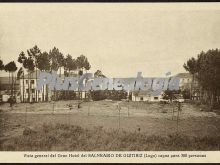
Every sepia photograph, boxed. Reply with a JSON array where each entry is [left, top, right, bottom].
[[0, 3, 220, 156]]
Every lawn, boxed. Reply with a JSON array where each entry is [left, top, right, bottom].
[[0, 100, 220, 151]]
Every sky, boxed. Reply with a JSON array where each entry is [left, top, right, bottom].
[[1, 3, 220, 78]]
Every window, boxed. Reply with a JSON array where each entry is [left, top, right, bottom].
[[154, 97, 158, 100], [26, 89, 29, 93], [32, 89, 35, 93], [31, 80, 34, 84], [140, 97, 143, 101], [26, 80, 28, 84]]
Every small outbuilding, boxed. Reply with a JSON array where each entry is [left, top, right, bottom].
[[132, 90, 164, 102]]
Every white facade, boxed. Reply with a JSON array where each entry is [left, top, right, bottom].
[[132, 91, 163, 102], [19, 77, 86, 102], [179, 78, 192, 90], [175, 73, 193, 90], [20, 78, 52, 102]]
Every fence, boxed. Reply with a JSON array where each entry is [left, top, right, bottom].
[[15, 100, 184, 133]]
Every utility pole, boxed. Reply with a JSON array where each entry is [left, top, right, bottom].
[[117, 103, 121, 130], [176, 102, 181, 134]]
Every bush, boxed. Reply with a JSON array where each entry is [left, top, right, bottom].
[[2, 123, 220, 151], [23, 127, 37, 136], [90, 90, 127, 101]]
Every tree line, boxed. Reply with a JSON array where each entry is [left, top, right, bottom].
[[0, 58, 17, 105], [0, 45, 93, 103], [184, 49, 220, 110]]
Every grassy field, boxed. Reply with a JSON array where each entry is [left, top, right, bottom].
[[0, 100, 220, 151]]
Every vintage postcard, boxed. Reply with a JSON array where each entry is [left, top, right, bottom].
[[0, 2, 220, 163]]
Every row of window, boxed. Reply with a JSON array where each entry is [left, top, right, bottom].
[[23, 89, 49, 94], [140, 96, 158, 101], [24, 80, 35, 84], [25, 89, 35, 93], [180, 78, 191, 83], [25, 89, 42, 93]]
